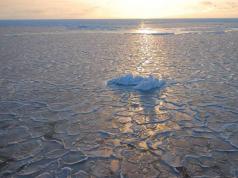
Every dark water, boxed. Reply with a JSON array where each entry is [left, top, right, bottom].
[[0, 19, 238, 178]]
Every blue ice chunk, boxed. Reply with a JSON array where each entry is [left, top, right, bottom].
[[108, 74, 165, 92]]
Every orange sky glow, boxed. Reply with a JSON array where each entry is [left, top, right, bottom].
[[0, 0, 238, 19]]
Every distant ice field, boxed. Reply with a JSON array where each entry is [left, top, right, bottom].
[[0, 19, 238, 178], [1, 19, 238, 36]]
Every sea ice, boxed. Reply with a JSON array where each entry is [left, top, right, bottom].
[[108, 74, 165, 92]]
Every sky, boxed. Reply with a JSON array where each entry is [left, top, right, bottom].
[[0, 0, 238, 19]]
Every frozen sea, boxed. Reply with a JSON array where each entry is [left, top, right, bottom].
[[0, 19, 238, 178]]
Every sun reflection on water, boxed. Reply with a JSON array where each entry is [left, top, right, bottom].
[[136, 29, 154, 74], [123, 24, 170, 133], [110, 23, 173, 161], [137, 28, 160, 35]]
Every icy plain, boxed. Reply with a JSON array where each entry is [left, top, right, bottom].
[[0, 19, 238, 178]]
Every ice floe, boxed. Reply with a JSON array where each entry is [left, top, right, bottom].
[[107, 74, 165, 92]]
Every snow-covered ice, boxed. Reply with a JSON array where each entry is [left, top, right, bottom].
[[108, 74, 165, 92]]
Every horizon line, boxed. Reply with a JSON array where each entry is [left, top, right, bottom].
[[0, 17, 238, 21]]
